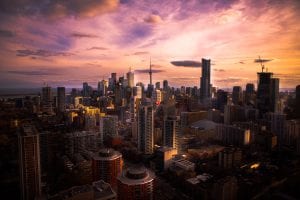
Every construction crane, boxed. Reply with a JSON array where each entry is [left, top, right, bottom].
[[258, 56, 265, 72]]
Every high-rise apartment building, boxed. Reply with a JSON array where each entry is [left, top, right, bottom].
[[117, 166, 155, 200], [200, 58, 211, 102], [163, 116, 180, 150], [138, 102, 154, 154], [19, 124, 41, 200], [92, 148, 123, 187]]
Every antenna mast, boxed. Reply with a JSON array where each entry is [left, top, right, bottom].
[[149, 57, 152, 85]]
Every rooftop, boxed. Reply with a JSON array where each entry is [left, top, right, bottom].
[[93, 180, 116, 199], [117, 166, 155, 185], [93, 148, 122, 161]]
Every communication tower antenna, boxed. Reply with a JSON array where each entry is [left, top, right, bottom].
[[149, 57, 153, 85]]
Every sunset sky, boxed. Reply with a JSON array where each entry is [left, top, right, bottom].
[[0, 0, 299, 89]]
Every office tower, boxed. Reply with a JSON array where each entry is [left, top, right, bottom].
[[83, 82, 89, 97], [92, 148, 123, 187], [216, 89, 228, 112], [163, 116, 180, 149], [19, 124, 41, 200], [163, 80, 169, 91], [127, 70, 134, 88], [245, 83, 255, 105], [136, 82, 145, 97], [296, 85, 300, 117], [155, 82, 160, 90], [57, 87, 65, 112], [200, 58, 211, 102], [109, 73, 117, 90], [119, 76, 126, 87], [138, 102, 154, 154], [41, 86, 53, 114], [191, 86, 198, 97], [232, 86, 242, 105], [246, 83, 255, 94], [257, 70, 279, 115], [133, 86, 142, 99], [152, 89, 162, 104], [98, 80, 108, 96], [117, 166, 155, 200]]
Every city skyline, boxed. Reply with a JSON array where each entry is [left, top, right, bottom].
[[0, 0, 299, 89]]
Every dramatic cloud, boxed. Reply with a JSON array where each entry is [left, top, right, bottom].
[[6, 70, 60, 76], [0, 29, 15, 37], [133, 51, 149, 55], [88, 46, 108, 50], [144, 14, 163, 24], [135, 69, 165, 73], [171, 60, 201, 67], [0, 0, 300, 88], [16, 49, 73, 57], [215, 77, 248, 84], [71, 32, 99, 38], [214, 69, 225, 72], [254, 58, 273, 63], [0, 0, 120, 19]]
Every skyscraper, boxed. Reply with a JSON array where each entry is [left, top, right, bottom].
[[257, 71, 279, 115], [98, 80, 108, 96], [117, 166, 155, 200], [155, 82, 160, 90], [109, 73, 117, 91], [296, 85, 300, 117], [152, 89, 162, 104], [19, 124, 41, 200], [200, 58, 211, 102], [163, 80, 169, 91], [246, 83, 255, 94], [138, 101, 154, 154], [232, 86, 242, 105], [127, 70, 134, 88], [41, 86, 53, 114], [163, 116, 180, 150], [133, 86, 142, 99], [245, 83, 255, 105], [57, 87, 65, 112]]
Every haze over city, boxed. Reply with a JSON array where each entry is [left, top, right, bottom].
[[0, 0, 300, 88]]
